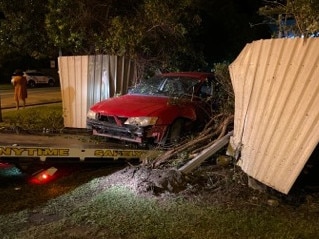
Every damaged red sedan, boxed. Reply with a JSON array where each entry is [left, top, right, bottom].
[[86, 72, 217, 147]]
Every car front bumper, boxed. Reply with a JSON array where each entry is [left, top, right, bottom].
[[87, 118, 167, 144]]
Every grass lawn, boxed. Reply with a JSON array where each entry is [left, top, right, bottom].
[[0, 83, 13, 90], [0, 103, 64, 132]]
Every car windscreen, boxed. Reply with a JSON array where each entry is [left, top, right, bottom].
[[129, 75, 200, 97]]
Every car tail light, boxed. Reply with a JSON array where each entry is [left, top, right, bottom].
[[29, 167, 58, 184]]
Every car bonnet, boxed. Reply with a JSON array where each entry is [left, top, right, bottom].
[[90, 94, 170, 117]]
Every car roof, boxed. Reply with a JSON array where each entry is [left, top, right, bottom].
[[160, 71, 215, 80], [25, 70, 41, 73]]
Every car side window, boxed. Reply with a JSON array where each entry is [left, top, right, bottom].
[[200, 84, 210, 96], [199, 78, 213, 98]]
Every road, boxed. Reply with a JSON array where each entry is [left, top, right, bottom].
[[0, 87, 62, 110]]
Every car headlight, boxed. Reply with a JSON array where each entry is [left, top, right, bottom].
[[87, 110, 97, 119], [124, 117, 158, 126]]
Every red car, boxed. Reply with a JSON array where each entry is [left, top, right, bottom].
[[87, 72, 217, 146]]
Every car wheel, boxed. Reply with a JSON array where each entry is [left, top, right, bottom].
[[48, 79, 55, 87], [28, 80, 36, 88], [168, 118, 184, 144]]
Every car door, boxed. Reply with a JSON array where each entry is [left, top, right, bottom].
[[36, 72, 46, 84]]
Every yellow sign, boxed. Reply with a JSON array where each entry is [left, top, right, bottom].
[[94, 149, 145, 157], [0, 147, 69, 156], [0, 146, 147, 160]]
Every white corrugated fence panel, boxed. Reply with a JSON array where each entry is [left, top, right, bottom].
[[229, 38, 319, 194], [86, 55, 137, 109], [58, 55, 89, 128], [58, 55, 137, 129]]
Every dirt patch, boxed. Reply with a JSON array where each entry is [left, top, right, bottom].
[[82, 164, 288, 210], [87, 162, 319, 212]]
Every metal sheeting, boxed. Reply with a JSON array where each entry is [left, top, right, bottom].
[[58, 55, 137, 129], [58, 55, 89, 128], [229, 38, 319, 194]]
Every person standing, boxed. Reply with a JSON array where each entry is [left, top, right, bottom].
[[11, 69, 28, 110]]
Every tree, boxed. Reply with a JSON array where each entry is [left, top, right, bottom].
[[46, 0, 113, 56], [0, 0, 55, 59], [46, 0, 202, 71], [259, 0, 319, 37], [0, 0, 272, 74]]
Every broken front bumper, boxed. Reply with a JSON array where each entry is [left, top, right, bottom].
[[87, 118, 167, 144]]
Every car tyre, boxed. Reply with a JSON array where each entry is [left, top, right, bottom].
[[168, 118, 184, 144], [28, 80, 36, 88], [48, 79, 55, 87]]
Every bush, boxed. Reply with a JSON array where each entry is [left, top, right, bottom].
[[213, 62, 235, 114]]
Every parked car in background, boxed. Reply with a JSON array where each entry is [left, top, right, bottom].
[[24, 70, 55, 87], [87, 72, 218, 147]]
